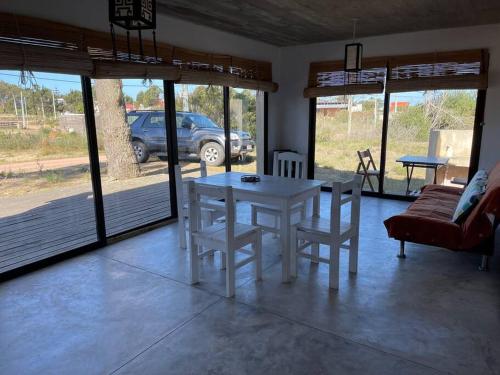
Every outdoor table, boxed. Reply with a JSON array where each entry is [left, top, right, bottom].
[[396, 155, 449, 195], [195, 172, 324, 282]]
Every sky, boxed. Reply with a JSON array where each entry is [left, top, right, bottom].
[[0, 70, 162, 99], [0, 70, 468, 105]]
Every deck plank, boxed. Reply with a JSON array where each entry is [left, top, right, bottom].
[[0, 181, 173, 272]]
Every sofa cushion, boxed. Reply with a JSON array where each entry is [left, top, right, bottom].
[[384, 185, 464, 249], [452, 170, 488, 223]]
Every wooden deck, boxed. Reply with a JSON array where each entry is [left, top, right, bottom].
[[0, 182, 171, 273]]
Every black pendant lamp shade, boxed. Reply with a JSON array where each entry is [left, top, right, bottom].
[[109, 0, 156, 30], [344, 19, 363, 72], [344, 43, 363, 72]]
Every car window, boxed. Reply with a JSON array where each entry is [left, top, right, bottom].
[[190, 114, 220, 128], [176, 114, 185, 128], [144, 114, 165, 128], [126, 114, 140, 126]]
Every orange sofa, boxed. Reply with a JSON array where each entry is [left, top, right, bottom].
[[384, 162, 500, 269]]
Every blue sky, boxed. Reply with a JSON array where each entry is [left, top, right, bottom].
[[0, 70, 163, 98]]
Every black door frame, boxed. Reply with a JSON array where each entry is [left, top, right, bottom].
[[307, 88, 486, 201]]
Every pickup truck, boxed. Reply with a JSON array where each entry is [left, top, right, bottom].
[[127, 110, 255, 166]]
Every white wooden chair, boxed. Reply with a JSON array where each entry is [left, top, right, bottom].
[[290, 175, 362, 290], [251, 151, 307, 236], [175, 161, 224, 249], [187, 181, 262, 297]]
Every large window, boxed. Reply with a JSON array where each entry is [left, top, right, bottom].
[[385, 90, 477, 195], [91, 79, 172, 236], [311, 89, 481, 197], [0, 70, 97, 272], [314, 94, 384, 191], [230, 88, 260, 174]]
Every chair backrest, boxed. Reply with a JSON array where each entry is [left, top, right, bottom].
[[330, 175, 362, 236], [187, 181, 235, 242], [357, 149, 378, 173], [174, 161, 208, 217], [273, 151, 307, 179]]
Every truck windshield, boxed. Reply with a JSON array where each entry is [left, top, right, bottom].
[[189, 114, 220, 128]]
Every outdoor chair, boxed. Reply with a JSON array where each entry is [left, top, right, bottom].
[[356, 149, 381, 192]]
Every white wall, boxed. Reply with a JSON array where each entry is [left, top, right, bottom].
[[278, 24, 500, 170]]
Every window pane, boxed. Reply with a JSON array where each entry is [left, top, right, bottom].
[[230, 88, 260, 174], [384, 90, 477, 195], [174, 84, 225, 176], [0, 70, 97, 272], [92, 79, 172, 236], [314, 94, 383, 191]]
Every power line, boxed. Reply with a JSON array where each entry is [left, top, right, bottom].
[[0, 72, 158, 88]]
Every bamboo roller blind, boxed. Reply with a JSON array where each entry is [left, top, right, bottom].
[[0, 12, 278, 92], [305, 49, 488, 98]]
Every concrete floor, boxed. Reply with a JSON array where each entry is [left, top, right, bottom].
[[1, 194, 499, 375]]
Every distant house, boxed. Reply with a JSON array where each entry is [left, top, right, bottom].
[[316, 98, 362, 116], [389, 101, 409, 112]]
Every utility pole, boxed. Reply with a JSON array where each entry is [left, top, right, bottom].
[[52, 90, 57, 119], [40, 96, 45, 120], [347, 95, 353, 137], [373, 98, 378, 127], [20, 91, 26, 129], [12, 94, 18, 116]]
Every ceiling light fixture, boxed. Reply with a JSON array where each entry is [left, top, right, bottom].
[[344, 18, 362, 72], [109, 0, 158, 62]]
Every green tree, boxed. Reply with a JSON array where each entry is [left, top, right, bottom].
[[62, 90, 84, 113], [136, 85, 162, 109]]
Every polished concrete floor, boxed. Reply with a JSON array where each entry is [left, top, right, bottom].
[[1, 194, 499, 375]]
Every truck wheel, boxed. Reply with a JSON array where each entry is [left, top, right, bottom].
[[132, 141, 150, 163], [201, 142, 225, 166]]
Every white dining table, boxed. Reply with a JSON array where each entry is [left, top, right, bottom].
[[194, 172, 324, 282]]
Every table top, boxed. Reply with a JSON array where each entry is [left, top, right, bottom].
[[194, 172, 324, 199], [396, 155, 449, 166]]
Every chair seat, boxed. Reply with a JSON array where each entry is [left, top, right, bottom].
[[194, 222, 260, 242], [182, 200, 225, 219], [297, 216, 352, 240], [357, 170, 380, 176]]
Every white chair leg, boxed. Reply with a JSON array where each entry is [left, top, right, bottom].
[[190, 239, 200, 284], [329, 241, 340, 290], [311, 243, 319, 263], [251, 206, 257, 226], [226, 249, 235, 297], [349, 234, 359, 274], [290, 227, 298, 277], [272, 216, 279, 238], [178, 215, 187, 249], [207, 211, 215, 257], [255, 234, 262, 281], [220, 251, 226, 270]]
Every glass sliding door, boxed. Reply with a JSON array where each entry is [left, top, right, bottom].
[[314, 94, 384, 191], [384, 90, 478, 195], [174, 84, 225, 176], [0, 70, 97, 272], [92, 79, 172, 236], [229, 88, 260, 174]]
